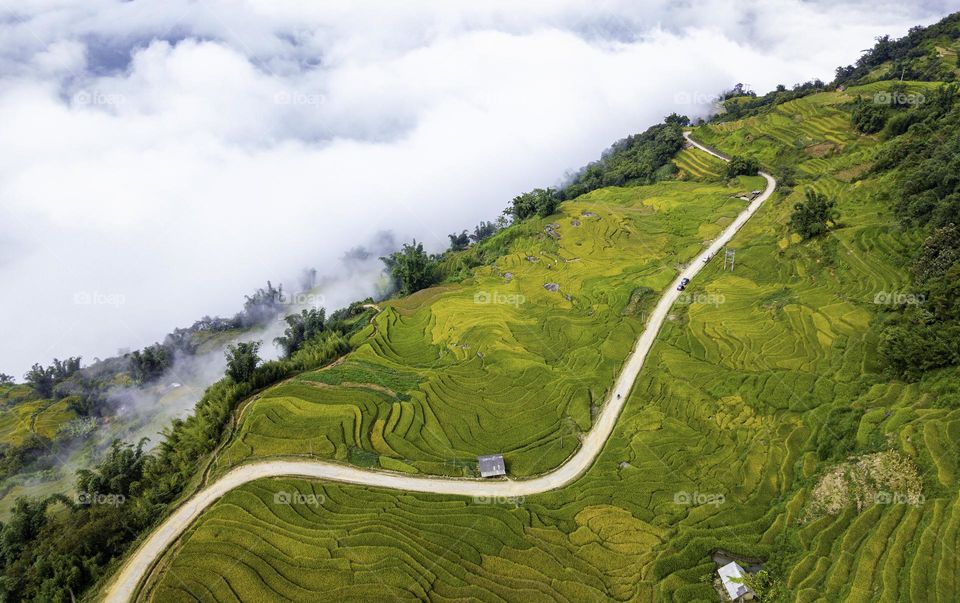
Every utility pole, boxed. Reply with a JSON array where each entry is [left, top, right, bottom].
[[724, 248, 736, 271]]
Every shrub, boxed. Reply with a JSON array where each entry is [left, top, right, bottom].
[[725, 155, 760, 177]]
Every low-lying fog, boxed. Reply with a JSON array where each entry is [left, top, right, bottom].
[[0, 0, 950, 377]]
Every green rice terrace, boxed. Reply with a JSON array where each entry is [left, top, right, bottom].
[[138, 81, 960, 602], [212, 177, 759, 478], [0, 384, 77, 516]]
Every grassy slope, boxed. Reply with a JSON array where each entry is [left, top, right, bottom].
[[0, 385, 77, 518], [214, 178, 760, 478], [148, 84, 960, 602]]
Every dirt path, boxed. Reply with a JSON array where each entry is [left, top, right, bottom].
[[103, 133, 776, 603]]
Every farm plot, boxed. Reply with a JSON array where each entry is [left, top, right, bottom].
[[151, 86, 960, 602], [217, 179, 750, 478]]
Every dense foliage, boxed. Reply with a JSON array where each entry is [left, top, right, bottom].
[[0, 303, 371, 602], [274, 308, 327, 358], [851, 97, 889, 133], [872, 85, 960, 227], [0, 435, 55, 488], [789, 189, 840, 239], [862, 84, 960, 378], [127, 344, 170, 384], [381, 240, 440, 295], [448, 220, 501, 252], [447, 230, 470, 251], [834, 14, 960, 86], [557, 118, 686, 200], [506, 188, 560, 220], [224, 341, 262, 384], [23, 358, 81, 399], [725, 155, 760, 178], [877, 223, 960, 379]]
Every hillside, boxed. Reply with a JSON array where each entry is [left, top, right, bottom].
[[3, 11, 960, 603], [211, 177, 762, 479], [143, 56, 960, 603]]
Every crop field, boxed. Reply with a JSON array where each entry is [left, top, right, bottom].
[[673, 146, 726, 181], [0, 385, 74, 444], [215, 179, 757, 478], [148, 85, 960, 602]]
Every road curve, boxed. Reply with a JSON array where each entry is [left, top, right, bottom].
[[103, 133, 776, 603]]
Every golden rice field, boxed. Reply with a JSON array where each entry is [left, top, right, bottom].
[[146, 83, 960, 602], [213, 177, 761, 478]]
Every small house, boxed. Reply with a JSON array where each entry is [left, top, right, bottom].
[[478, 454, 506, 478], [718, 561, 755, 601]]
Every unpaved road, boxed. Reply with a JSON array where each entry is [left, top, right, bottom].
[[103, 133, 775, 602]]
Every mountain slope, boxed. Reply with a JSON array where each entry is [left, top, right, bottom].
[[145, 75, 960, 602]]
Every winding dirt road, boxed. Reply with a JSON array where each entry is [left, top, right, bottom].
[[103, 133, 776, 602]]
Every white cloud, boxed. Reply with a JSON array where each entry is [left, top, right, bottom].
[[0, 0, 952, 376]]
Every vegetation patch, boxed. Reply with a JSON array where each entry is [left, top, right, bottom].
[[807, 450, 924, 518]]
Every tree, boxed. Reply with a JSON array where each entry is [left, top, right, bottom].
[[721, 82, 755, 99], [274, 308, 326, 358], [925, 262, 960, 322], [470, 221, 498, 243], [0, 497, 52, 565], [789, 188, 840, 239], [129, 344, 170, 384], [0, 374, 13, 385], [23, 358, 81, 399], [913, 224, 960, 284], [448, 230, 470, 251], [76, 439, 148, 501], [225, 341, 261, 383], [22, 364, 52, 397], [237, 281, 285, 327], [381, 240, 437, 295], [507, 188, 559, 221], [878, 319, 960, 380], [851, 98, 887, 133], [738, 569, 787, 601], [664, 112, 690, 127], [725, 155, 760, 178], [559, 121, 685, 199]]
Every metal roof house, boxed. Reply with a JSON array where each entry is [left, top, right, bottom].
[[478, 454, 506, 478], [718, 561, 755, 601]]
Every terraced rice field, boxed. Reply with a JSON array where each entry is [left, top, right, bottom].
[[673, 146, 726, 181], [215, 179, 758, 478], [0, 385, 74, 444], [148, 84, 960, 602]]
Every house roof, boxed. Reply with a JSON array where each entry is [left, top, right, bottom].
[[478, 454, 506, 477], [718, 561, 753, 600]]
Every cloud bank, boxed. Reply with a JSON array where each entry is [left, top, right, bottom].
[[0, 0, 953, 376]]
